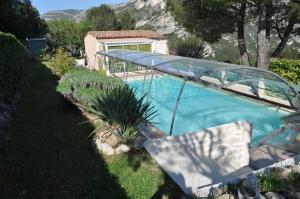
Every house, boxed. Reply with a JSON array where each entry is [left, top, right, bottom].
[[84, 30, 169, 70]]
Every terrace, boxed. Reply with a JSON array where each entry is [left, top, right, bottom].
[[98, 49, 300, 197]]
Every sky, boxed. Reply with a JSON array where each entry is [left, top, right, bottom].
[[32, 0, 128, 14]]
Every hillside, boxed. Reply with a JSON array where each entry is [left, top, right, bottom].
[[41, 0, 300, 63], [41, 9, 85, 22]]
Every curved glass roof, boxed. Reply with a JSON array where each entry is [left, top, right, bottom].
[[98, 49, 300, 110]]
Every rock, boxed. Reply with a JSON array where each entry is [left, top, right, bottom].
[[210, 186, 227, 198], [115, 144, 130, 155], [95, 141, 114, 156], [265, 192, 284, 199], [216, 194, 230, 199], [98, 131, 122, 148]]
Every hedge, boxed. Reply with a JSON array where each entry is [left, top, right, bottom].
[[0, 32, 27, 104], [57, 68, 125, 106], [270, 59, 300, 85]]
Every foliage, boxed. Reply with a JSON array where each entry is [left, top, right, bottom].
[[169, 35, 207, 58], [85, 5, 121, 31], [118, 11, 136, 30], [90, 86, 156, 142], [0, 32, 27, 104], [257, 172, 283, 193], [49, 48, 75, 75], [286, 171, 300, 188], [270, 59, 300, 85], [57, 68, 123, 106], [166, 0, 235, 43], [166, 0, 300, 68], [47, 20, 90, 57], [0, 0, 47, 40]]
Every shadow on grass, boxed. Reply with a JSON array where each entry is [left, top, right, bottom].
[[0, 61, 128, 199]]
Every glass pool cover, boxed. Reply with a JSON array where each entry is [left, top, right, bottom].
[[97, 50, 300, 138]]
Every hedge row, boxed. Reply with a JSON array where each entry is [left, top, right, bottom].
[[57, 68, 125, 107], [0, 32, 27, 104], [270, 59, 300, 85]]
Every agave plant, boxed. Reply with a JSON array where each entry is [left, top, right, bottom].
[[90, 85, 156, 141]]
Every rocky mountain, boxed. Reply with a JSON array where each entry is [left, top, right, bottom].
[[41, 0, 184, 35], [41, 9, 86, 22], [41, 0, 300, 62]]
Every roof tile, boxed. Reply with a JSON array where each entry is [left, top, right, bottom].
[[88, 30, 165, 40]]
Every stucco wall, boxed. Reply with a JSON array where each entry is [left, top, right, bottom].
[[84, 34, 102, 69], [152, 40, 169, 54]]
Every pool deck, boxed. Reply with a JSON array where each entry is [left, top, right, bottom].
[[141, 117, 300, 197]]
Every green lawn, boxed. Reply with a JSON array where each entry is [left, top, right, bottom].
[[0, 61, 182, 199]]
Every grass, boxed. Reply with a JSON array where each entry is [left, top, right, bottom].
[[0, 61, 182, 198]]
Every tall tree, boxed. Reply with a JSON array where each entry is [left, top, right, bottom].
[[47, 20, 89, 57], [86, 5, 120, 31], [271, 0, 300, 58], [119, 11, 136, 30], [0, 0, 47, 40], [167, 0, 300, 69]]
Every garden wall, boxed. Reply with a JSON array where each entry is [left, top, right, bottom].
[[0, 32, 27, 144]]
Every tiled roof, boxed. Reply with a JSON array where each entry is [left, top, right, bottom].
[[88, 30, 165, 40]]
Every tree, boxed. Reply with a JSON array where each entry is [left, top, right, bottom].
[[169, 34, 207, 58], [271, 0, 300, 58], [119, 11, 136, 30], [85, 5, 120, 31], [0, 0, 47, 41], [47, 20, 89, 57], [167, 0, 300, 69]]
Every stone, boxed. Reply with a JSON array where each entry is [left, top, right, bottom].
[[210, 186, 227, 198], [115, 144, 130, 155], [265, 192, 284, 199], [216, 194, 230, 199], [98, 131, 122, 148], [95, 141, 114, 156]]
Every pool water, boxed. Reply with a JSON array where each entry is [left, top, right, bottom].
[[127, 76, 293, 144]]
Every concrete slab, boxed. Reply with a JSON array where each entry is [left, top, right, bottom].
[[144, 121, 253, 197]]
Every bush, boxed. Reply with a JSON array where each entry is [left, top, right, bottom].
[[90, 86, 156, 143], [270, 59, 300, 85], [0, 32, 27, 104], [57, 68, 124, 106], [50, 48, 75, 75], [257, 172, 283, 193], [169, 34, 207, 58]]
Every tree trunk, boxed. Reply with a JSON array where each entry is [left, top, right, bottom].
[[256, 1, 272, 69], [272, 18, 295, 58], [237, 2, 250, 66]]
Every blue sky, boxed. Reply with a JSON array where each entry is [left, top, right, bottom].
[[32, 0, 128, 14]]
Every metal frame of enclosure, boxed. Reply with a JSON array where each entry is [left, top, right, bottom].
[[97, 49, 300, 135]]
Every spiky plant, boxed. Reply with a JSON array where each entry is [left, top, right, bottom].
[[90, 85, 156, 142]]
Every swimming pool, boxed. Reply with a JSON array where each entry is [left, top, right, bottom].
[[127, 76, 294, 144]]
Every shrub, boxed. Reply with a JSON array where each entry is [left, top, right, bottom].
[[257, 172, 283, 193], [0, 32, 27, 104], [50, 48, 75, 75], [270, 59, 300, 85], [90, 86, 156, 143], [169, 34, 207, 58], [57, 68, 124, 106], [287, 171, 300, 188]]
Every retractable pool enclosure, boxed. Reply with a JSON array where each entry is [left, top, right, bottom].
[[98, 50, 300, 108], [98, 49, 300, 135]]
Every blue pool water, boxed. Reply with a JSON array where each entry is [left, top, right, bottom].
[[127, 76, 293, 144]]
